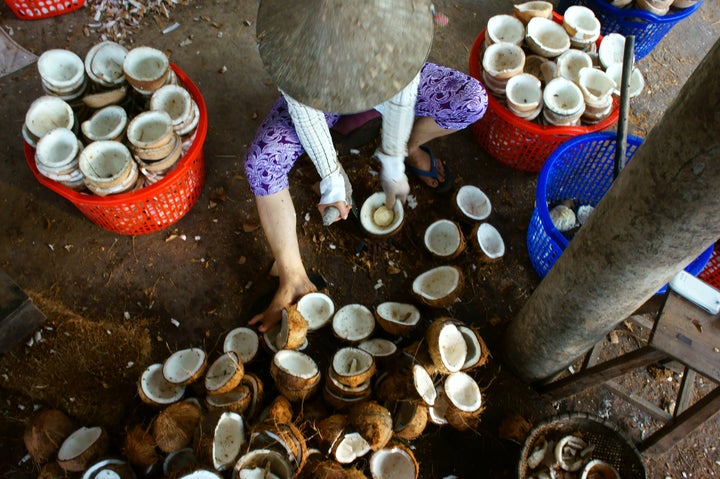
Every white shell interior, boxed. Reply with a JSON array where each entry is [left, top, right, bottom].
[[598, 33, 627, 69], [223, 327, 259, 363], [476, 223, 506, 259], [556, 49, 593, 84], [581, 459, 620, 479], [162, 347, 206, 384], [456, 185, 492, 220], [86, 41, 128, 87], [370, 448, 417, 479], [505, 73, 543, 110], [212, 412, 246, 471], [235, 449, 292, 479], [126, 110, 173, 147], [360, 192, 404, 236], [140, 363, 185, 404], [177, 470, 223, 479], [25, 96, 74, 138], [459, 326, 482, 369], [482, 42, 525, 78], [563, 5, 600, 40], [81, 105, 127, 141], [123, 46, 169, 81], [605, 63, 645, 98], [526, 17, 571, 57], [577, 67, 616, 102], [334, 432, 371, 464], [297, 292, 335, 330], [57, 426, 102, 460], [543, 77, 584, 115], [358, 338, 397, 358], [205, 351, 241, 391], [424, 219, 463, 257], [332, 304, 375, 342], [78, 141, 132, 182], [239, 469, 281, 479], [437, 322, 467, 373], [412, 266, 460, 301], [412, 363, 437, 405], [375, 302, 420, 327], [428, 386, 449, 425], [151, 85, 193, 125], [273, 350, 318, 379], [444, 371, 482, 412], [35, 128, 78, 168], [38, 49, 84, 88], [332, 347, 373, 376], [486, 14, 525, 45]]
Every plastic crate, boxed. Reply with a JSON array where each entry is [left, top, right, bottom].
[[698, 244, 720, 289], [468, 13, 620, 173], [24, 64, 207, 235], [5, 0, 84, 20], [527, 132, 713, 294], [557, 0, 703, 61]]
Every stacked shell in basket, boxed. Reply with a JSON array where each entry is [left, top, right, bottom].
[[480, 1, 645, 126], [613, 0, 699, 15], [24, 43, 201, 196]]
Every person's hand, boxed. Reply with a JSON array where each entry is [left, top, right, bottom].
[[318, 200, 351, 225], [376, 149, 410, 208]]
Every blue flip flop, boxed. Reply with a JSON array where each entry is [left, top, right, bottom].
[[405, 145, 454, 194]]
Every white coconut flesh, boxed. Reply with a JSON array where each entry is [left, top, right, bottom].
[[239, 468, 281, 479], [94, 469, 123, 479], [359, 338, 398, 358], [437, 323, 467, 373], [177, 470, 223, 479], [412, 266, 461, 301], [332, 347, 374, 377], [140, 363, 185, 404], [273, 350, 319, 379], [234, 449, 293, 479], [456, 185, 491, 220], [370, 448, 417, 479], [375, 302, 420, 327], [444, 372, 482, 412], [360, 192, 404, 236], [459, 326, 482, 369], [276, 310, 292, 349], [412, 364, 437, 406], [428, 386, 449, 425], [424, 220, 462, 257], [223, 327, 259, 363], [598, 33, 626, 69], [328, 371, 371, 393], [332, 304, 375, 342], [212, 412, 246, 471], [334, 432, 371, 464], [205, 352, 242, 392], [82, 458, 127, 479], [58, 426, 103, 462], [477, 223, 505, 259], [297, 292, 335, 330], [163, 348, 206, 385], [264, 325, 307, 353]]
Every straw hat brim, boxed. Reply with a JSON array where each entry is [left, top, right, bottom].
[[257, 0, 434, 113]]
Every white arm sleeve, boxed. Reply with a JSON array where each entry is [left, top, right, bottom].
[[380, 71, 420, 158]]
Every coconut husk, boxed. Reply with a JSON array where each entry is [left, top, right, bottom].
[[57, 427, 110, 472], [444, 403, 484, 431], [305, 460, 367, 479], [241, 372, 265, 420], [374, 370, 411, 403], [152, 400, 202, 453], [498, 414, 533, 444], [256, 0, 434, 114], [23, 409, 75, 464], [37, 461, 68, 479], [267, 396, 295, 424], [277, 379, 321, 403], [326, 370, 373, 399], [392, 400, 428, 441], [204, 383, 252, 414], [347, 401, 393, 451], [123, 424, 159, 469], [205, 351, 245, 396], [401, 341, 438, 376], [373, 308, 419, 337], [314, 414, 348, 454], [278, 305, 309, 350]]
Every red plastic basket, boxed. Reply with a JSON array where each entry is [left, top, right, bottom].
[[468, 13, 620, 173], [698, 243, 720, 289], [4, 0, 84, 20], [25, 64, 207, 236]]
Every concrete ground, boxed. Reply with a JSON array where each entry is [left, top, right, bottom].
[[0, 1, 719, 478]]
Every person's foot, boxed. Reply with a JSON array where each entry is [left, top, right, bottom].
[[248, 276, 317, 333], [405, 145, 453, 193]]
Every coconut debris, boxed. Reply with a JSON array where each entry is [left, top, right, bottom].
[[84, 0, 194, 42]]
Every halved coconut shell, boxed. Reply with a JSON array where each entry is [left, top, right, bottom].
[[241, 372, 265, 420], [57, 426, 109, 472], [271, 350, 321, 390], [163, 447, 198, 477], [598, 32, 627, 70], [581, 459, 620, 479], [277, 306, 309, 350], [205, 351, 244, 395], [234, 449, 294, 479], [412, 363, 438, 406], [176, 469, 223, 479], [369, 443, 419, 479], [315, 414, 348, 455], [428, 385, 449, 425], [332, 304, 375, 343], [391, 400, 429, 441], [326, 370, 374, 400], [82, 458, 135, 479], [23, 409, 75, 464], [223, 327, 259, 364], [458, 325, 491, 371], [138, 363, 185, 407], [331, 431, 371, 464], [425, 318, 468, 374], [360, 192, 405, 238], [152, 400, 202, 453], [331, 347, 376, 388], [212, 412, 246, 472], [424, 219, 466, 259], [454, 184, 492, 222], [123, 424, 159, 470], [348, 402, 393, 452], [322, 384, 370, 411], [204, 383, 252, 414], [471, 223, 506, 262], [411, 265, 464, 309], [358, 338, 399, 367], [513, 1, 553, 24], [374, 302, 420, 336], [251, 420, 308, 472], [163, 348, 208, 386], [443, 371, 484, 431], [525, 17, 571, 58], [296, 291, 335, 331]]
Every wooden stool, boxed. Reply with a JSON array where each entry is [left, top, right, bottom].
[[538, 290, 720, 456]]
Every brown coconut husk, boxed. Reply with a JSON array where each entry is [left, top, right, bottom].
[[401, 341, 438, 376], [267, 395, 295, 424], [253, 419, 308, 473], [57, 427, 110, 472], [305, 460, 367, 479], [123, 424, 159, 469], [204, 383, 252, 414], [391, 400, 429, 441], [498, 414, 533, 444], [152, 400, 202, 453], [277, 379, 321, 403], [374, 370, 411, 404], [23, 409, 75, 464], [314, 414, 348, 454], [444, 403, 484, 431], [348, 401, 393, 452], [37, 461, 70, 479], [325, 371, 373, 399], [192, 409, 224, 466], [278, 305, 309, 350]]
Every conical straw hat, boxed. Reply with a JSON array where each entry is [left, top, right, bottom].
[[257, 0, 434, 113]]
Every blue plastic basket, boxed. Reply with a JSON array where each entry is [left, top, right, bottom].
[[527, 132, 713, 294], [557, 0, 703, 61]]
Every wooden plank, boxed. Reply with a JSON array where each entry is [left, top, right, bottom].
[[0, 270, 46, 354], [603, 380, 673, 422], [675, 368, 697, 416]]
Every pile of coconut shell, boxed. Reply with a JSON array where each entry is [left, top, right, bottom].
[[23, 283, 492, 479]]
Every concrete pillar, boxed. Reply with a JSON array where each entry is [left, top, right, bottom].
[[503, 39, 720, 383]]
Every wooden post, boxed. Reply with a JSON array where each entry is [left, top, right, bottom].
[[503, 39, 720, 383], [0, 269, 46, 354]]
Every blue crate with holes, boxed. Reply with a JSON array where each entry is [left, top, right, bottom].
[[557, 0, 703, 61], [527, 132, 713, 294]]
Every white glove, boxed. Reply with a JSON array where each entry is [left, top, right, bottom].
[[319, 171, 346, 206], [376, 149, 410, 208]]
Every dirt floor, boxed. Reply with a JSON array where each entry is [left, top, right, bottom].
[[0, 1, 719, 478]]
